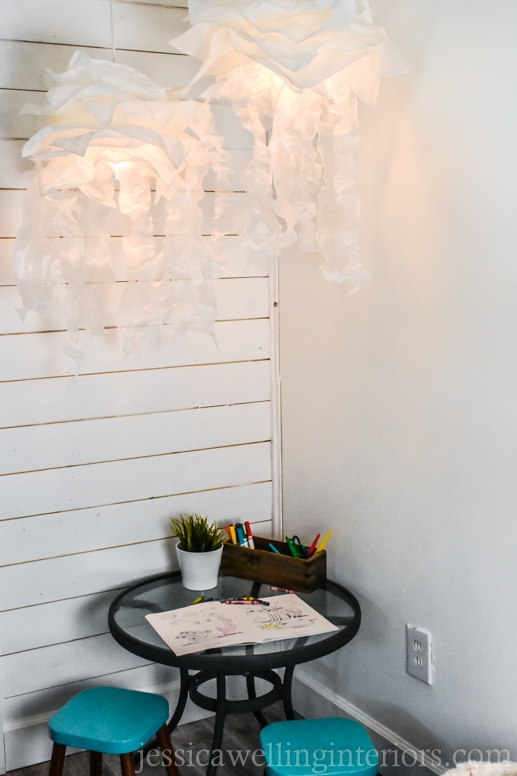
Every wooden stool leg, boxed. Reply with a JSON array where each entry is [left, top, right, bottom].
[[49, 743, 67, 776], [120, 753, 136, 776], [156, 725, 180, 776], [90, 751, 102, 776]]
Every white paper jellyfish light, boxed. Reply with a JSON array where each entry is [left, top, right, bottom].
[[15, 51, 228, 351], [171, 0, 406, 290]]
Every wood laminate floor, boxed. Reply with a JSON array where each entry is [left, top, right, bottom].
[[9, 704, 289, 776]]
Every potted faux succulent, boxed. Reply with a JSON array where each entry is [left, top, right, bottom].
[[170, 513, 226, 590]]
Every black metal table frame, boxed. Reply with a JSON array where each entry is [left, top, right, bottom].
[[109, 573, 361, 776]]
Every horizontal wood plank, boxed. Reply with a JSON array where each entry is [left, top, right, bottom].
[[0, 39, 204, 94], [0, 140, 31, 188], [0, 318, 269, 381], [4, 662, 177, 723], [108, 48, 205, 92], [0, 0, 192, 52], [0, 41, 113, 92], [113, 2, 189, 55], [0, 591, 118, 656], [0, 440, 271, 521], [0, 0, 112, 48], [1, 486, 271, 576], [0, 277, 268, 335], [0, 401, 270, 475], [2, 633, 150, 697], [0, 527, 264, 614], [0, 90, 46, 141], [0, 539, 176, 611], [119, 0, 189, 10], [0, 360, 270, 428], [0, 481, 272, 592], [1, 521, 273, 655]]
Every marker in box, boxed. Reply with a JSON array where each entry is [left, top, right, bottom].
[[235, 523, 248, 547], [244, 521, 255, 549], [316, 530, 332, 552]]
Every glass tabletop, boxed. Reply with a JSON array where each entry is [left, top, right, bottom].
[[109, 572, 361, 672]]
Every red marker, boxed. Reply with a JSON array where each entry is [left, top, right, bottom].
[[308, 533, 320, 557], [244, 521, 255, 549]]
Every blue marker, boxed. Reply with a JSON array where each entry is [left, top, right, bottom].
[[235, 523, 248, 547], [268, 542, 281, 554]]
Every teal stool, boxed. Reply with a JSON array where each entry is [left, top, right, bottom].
[[259, 718, 378, 776], [48, 687, 179, 776]]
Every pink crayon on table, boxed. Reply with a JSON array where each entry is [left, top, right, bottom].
[[268, 586, 295, 594]]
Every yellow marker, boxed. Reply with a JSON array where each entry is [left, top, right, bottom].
[[316, 529, 332, 553], [229, 525, 237, 544]]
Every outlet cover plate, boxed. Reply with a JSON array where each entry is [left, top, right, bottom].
[[406, 624, 433, 685]]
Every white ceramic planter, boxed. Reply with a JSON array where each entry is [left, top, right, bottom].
[[175, 544, 223, 590]]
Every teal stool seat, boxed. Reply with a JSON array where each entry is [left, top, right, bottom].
[[259, 718, 378, 776], [47, 687, 179, 776], [49, 687, 168, 754]]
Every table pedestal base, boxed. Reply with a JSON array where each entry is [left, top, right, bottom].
[[165, 665, 296, 776]]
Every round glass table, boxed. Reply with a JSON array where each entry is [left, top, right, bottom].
[[109, 572, 360, 776]]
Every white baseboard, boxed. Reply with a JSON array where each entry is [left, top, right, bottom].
[[292, 669, 444, 776]]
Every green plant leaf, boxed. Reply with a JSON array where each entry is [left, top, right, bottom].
[[169, 513, 225, 552]]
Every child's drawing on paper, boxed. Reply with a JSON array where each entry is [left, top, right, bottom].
[[177, 629, 212, 644], [147, 604, 246, 654], [146, 595, 337, 656], [248, 601, 315, 631], [176, 612, 240, 646]]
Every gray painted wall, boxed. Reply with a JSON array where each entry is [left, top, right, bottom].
[[280, 0, 517, 769]]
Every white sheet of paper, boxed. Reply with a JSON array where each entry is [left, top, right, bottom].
[[145, 594, 338, 656]]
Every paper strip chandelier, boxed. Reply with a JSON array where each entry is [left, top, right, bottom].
[[15, 51, 228, 351], [15, 3, 405, 354], [171, 0, 406, 289]]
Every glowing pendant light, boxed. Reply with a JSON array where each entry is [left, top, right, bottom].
[[170, 0, 406, 290], [15, 51, 228, 351]]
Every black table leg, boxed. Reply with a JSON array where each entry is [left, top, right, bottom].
[[282, 665, 296, 720], [207, 674, 227, 776], [246, 673, 268, 728], [167, 667, 190, 734]]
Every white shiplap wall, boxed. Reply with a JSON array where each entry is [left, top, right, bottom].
[[0, 1, 281, 770]]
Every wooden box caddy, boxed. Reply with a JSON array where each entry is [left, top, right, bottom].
[[221, 536, 326, 593]]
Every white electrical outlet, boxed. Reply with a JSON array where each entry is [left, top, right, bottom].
[[406, 625, 433, 685]]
